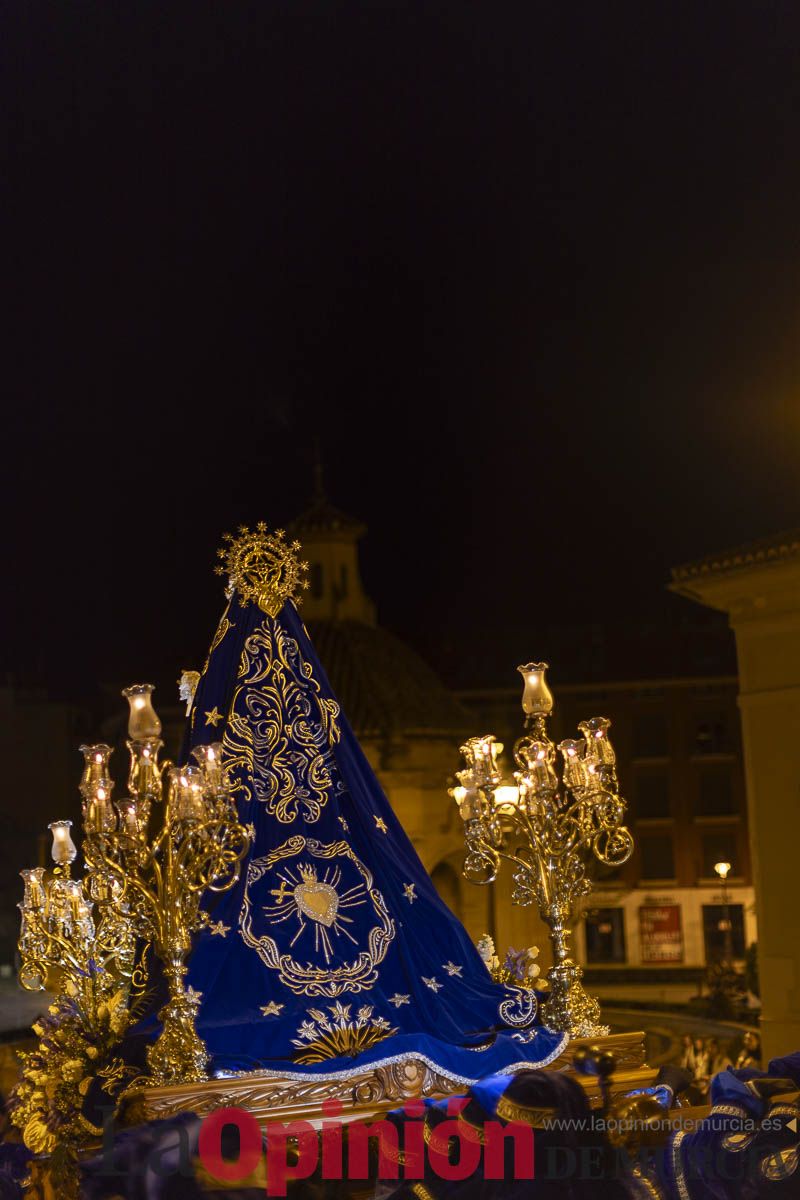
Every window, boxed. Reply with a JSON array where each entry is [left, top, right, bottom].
[[697, 767, 736, 816], [700, 831, 738, 879], [702, 904, 745, 961], [693, 712, 733, 755], [311, 563, 324, 599], [634, 771, 671, 819], [585, 908, 626, 963], [632, 710, 668, 758], [639, 835, 675, 880]]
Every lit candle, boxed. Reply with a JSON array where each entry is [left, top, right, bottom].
[[192, 743, 224, 790], [461, 735, 502, 786], [127, 737, 163, 800], [87, 786, 116, 834], [525, 741, 558, 795], [169, 766, 205, 821], [578, 717, 615, 766], [558, 738, 587, 791], [79, 744, 113, 794], [118, 798, 140, 838], [20, 867, 47, 910]]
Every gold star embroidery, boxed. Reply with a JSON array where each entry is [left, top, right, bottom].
[[261, 1001, 284, 1016], [245, 823, 256, 840], [208, 921, 230, 937], [403, 883, 417, 903], [374, 815, 388, 834], [389, 994, 411, 1007], [186, 987, 203, 1005], [422, 976, 442, 993], [205, 707, 223, 727], [443, 961, 463, 976]]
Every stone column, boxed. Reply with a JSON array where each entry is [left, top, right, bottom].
[[672, 534, 800, 1061]]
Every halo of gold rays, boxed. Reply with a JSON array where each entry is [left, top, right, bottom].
[[215, 524, 309, 616], [261, 862, 368, 964]]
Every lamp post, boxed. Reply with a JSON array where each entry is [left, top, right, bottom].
[[714, 860, 733, 966]]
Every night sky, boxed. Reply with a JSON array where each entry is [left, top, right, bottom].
[[4, 3, 800, 698]]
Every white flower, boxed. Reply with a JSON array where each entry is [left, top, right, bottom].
[[476, 934, 496, 966]]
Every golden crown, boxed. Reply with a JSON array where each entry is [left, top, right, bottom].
[[215, 524, 309, 616]]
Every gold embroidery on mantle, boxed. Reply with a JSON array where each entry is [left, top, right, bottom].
[[291, 1002, 398, 1064], [239, 836, 395, 996], [202, 602, 236, 672], [223, 619, 342, 824]]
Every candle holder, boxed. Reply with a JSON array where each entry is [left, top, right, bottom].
[[453, 663, 634, 1038], [17, 686, 251, 1087]]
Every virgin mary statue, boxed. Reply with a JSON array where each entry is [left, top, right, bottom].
[[131, 525, 567, 1085]]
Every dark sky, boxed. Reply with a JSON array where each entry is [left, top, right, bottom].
[[4, 2, 800, 697]]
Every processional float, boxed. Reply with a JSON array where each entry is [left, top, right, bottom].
[[11, 525, 652, 1195]]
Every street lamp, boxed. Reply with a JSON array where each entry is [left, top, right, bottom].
[[714, 860, 733, 965]]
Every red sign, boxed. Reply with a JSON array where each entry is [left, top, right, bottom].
[[639, 905, 683, 963]]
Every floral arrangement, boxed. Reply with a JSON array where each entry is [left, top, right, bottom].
[[476, 935, 543, 989], [9, 965, 138, 1200]]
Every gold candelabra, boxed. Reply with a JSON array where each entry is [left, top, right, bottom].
[[18, 818, 142, 1008], [453, 663, 634, 1038], [17, 683, 251, 1086]]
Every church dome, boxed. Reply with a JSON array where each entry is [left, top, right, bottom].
[[308, 618, 471, 739]]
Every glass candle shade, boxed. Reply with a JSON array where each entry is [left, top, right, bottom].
[[85, 786, 116, 835], [521, 741, 558, 795], [48, 820, 77, 867], [122, 684, 162, 740], [65, 880, 84, 925], [461, 735, 502, 786], [517, 663, 554, 718], [127, 738, 163, 800], [79, 744, 113, 796], [46, 877, 70, 931], [169, 766, 207, 822], [578, 717, 615, 766], [558, 738, 588, 791], [192, 743, 224, 791], [451, 769, 482, 820], [117, 797, 142, 839], [20, 867, 47, 911]]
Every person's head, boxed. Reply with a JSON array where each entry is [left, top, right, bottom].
[[707, 1038, 719, 1055], [693, 1036, 704, 1052], [743, 1031, 759, 1052], [682, 1034, 691, 1048]]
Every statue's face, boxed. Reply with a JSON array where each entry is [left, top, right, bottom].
[[179, 671, 199, 704]]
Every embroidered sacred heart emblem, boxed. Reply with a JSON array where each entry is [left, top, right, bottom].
[[294, 881, 339, 927]]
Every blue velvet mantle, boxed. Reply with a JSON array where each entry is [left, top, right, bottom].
[[128, 593, 566, 1083]]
